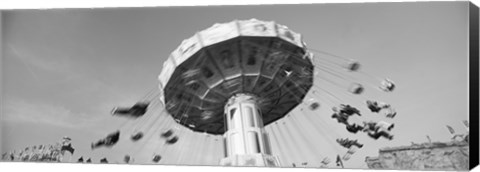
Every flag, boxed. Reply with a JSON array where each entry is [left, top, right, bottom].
[[321, 157, 331, 165], [124, 155, 131, 163], [1, 152, 7, 160], [426, 135, 431, 143], [61, 144, 75, 155], [342, 153, 351, 161], [30, 154, 39, 161], [462, 120, 469, 128], [336, 155, 344, 168], [446, 125, 455, 135]]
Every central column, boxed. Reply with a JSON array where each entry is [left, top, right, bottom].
[[219, 93, 280, 167]]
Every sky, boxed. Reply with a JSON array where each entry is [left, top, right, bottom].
[[0, 1, 471, 168]]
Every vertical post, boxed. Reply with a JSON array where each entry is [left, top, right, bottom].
[[220, 93, 279, 167]]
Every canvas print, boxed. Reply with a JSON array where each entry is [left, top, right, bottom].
[[0, 1, 478, 171]]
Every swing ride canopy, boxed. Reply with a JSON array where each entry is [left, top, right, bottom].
[[158, 19, 314, 135]]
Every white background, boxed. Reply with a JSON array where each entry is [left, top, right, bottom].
[[0, 0, 479, 172]]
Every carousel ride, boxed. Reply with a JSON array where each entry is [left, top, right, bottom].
[[157, 19, 315, 166]]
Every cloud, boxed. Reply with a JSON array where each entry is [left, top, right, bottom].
[[2, 99, 101, 129], [5, 43, 83, 88], [7, 44, 72, 75]]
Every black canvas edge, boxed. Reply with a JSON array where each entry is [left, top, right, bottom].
[[0, 11, 4, 159], [469, 1, 479, 171]]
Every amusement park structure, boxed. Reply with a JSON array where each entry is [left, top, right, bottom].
[[158, 19, 313, 167], [2, 18, 400, 167], [3, 18, 401, 167]]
